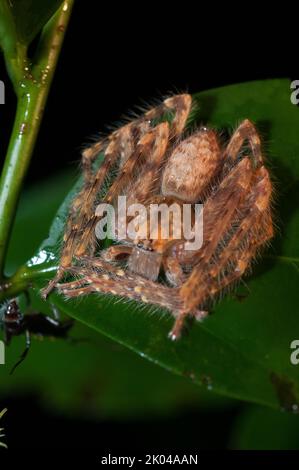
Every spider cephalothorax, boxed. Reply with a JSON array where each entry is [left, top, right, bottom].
[[41, 94, 273, 339]]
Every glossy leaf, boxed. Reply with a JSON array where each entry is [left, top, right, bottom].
[[0, 0, 18, 56], [25, 79, 299, 409], [0, 0, 63, 49]]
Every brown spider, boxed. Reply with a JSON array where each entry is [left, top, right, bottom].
[[41, 94, 273, 340]]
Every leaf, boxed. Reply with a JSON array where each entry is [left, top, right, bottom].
[[0, 0, 63, 49], [2, 170, 232, 418], [230, 406, 299, 449], [0, 0, 18, 57], [5, 170, 76, 275], [26, 79, 299, 409], [2, 303, 230, 419]]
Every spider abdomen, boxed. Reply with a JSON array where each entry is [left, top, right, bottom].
[[161, 128, 221, 202]]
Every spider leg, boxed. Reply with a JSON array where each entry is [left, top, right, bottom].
[[58, 263, 183, 313], [41, 125, 139, 298], [76, 255, 128, 276], [167, 160, 272, 338], [104, 122, 170, 205], [64, 138, 109, 243], [169, 220, 267, 342], [81, 139, 106, 184], [125, 126, 171, 205], [56, 278, 88, 290], [42, 95, 192, 299], [179, 165, 273, 313], [168, 309, 208, 341], [145, 94, 192, 138], [74, 123, 169, 259], [163, 257, 186, 287], [10, 330, 31, 375], [195, 156, 255, 265], [101, 245, 133, 262], [80, 92, 185, 184], [208, 169, 273, 279], [162, 155, 257, 279], [186, 150, 269, 274], [74, 123, 168, 256], [196, 213, 273, 308], [223, 119, 263, 170], [75, 94, 192, 254]]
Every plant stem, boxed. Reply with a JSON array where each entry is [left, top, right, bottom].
[[0, 0, 73, 278], [0, 262, 57, 303]]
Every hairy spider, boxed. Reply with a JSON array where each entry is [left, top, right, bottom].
[[41, 94, 273, 339]]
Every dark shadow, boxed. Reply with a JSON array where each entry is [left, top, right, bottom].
[[0, 392, 240, 450]]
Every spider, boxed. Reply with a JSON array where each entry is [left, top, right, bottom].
[[41, 94, 273, 340], [0, 300, 74, 374]]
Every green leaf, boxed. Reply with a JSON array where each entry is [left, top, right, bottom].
[[2, 301, 231, 419], [5, 170, 76, 275], [25, 79, 299, 410], [0, 0, 63, 48], [0, 0, 18, 57], [230, 406, 299, 450]]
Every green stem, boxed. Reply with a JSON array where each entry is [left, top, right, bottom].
[[3, 43, 27, 92], [0, 262, 57, 303], [0, 0, 73, 278]]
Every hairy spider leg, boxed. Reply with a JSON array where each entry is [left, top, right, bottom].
[[173, 164, 272, 339], [57, 167, 272, 340], [75, 122, 170, 258], [165, 119, 267, 275], [42, 117, 154, 299], [75, 94, 192, 259], [222, 119, 263, 171], [57, 264, 183, 313], [41, 132, 125, 298], [42, 95, 192, 299]]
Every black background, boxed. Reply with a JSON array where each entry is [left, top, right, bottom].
[[0, 2, 295, 186], [0, 0, 296, 453]]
